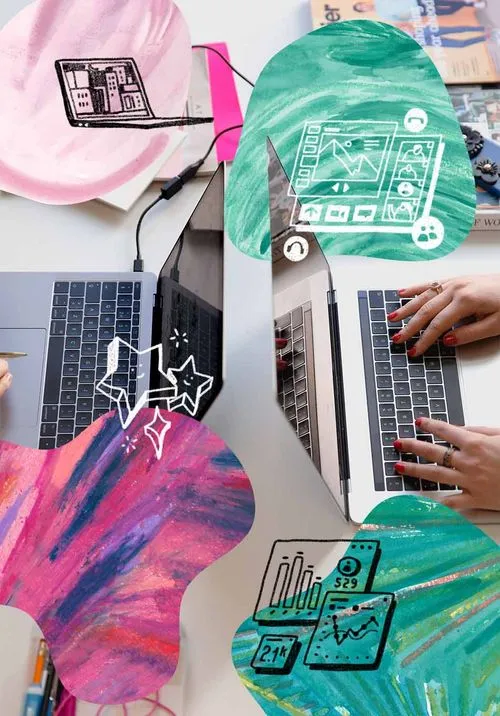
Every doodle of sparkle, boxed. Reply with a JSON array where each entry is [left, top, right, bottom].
[[166, 356, 213, 417], [121, 435, 138, 455], [170, 329, 188, 349], [96, 338, 176, 429], [144, 406, 172, 460]]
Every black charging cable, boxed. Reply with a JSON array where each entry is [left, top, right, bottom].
[[133, 47, 254, 272], [192, 44, 255, 88]]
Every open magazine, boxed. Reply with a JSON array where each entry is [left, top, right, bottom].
[[311, 1, 500, 84]]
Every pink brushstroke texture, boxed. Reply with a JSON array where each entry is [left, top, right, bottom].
[[0, 0, 192, 204], [0, 410, 255, 704]]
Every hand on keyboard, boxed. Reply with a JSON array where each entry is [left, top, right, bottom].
[[276, 337, 288, 372], [0, 359, 12, 398], [388, 275, 500, 356], [394, 417, 500, 512]]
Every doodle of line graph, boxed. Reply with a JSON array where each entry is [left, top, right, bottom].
[[253, 539, 382, 626], [290, 120, 398, 198], [303, 591, 396, 671]]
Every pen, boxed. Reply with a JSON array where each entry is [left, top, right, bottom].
[[0, 352, 27, 358], [22, 638, 47, 716], [40, 656, 56, 716], [46, 674, 59, 716]]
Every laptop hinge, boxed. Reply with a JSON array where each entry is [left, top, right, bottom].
[[328, 290, 351, 521]]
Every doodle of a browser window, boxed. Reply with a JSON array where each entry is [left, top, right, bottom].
[[289, 113, 445, 250]]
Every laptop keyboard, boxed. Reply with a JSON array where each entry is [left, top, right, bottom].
[[358, 290, 464, 493], [276, 303, 321, 471], [161, 286, 222, 419], [39, 281, 142, 449]]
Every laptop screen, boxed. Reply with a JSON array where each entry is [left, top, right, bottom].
[[56, 58, 153, 122], [153, 164, 224, 420]]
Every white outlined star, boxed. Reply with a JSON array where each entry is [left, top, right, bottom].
[[144, 406, 172, 460], [165, 355, 213, 417], [96, 338, 175, 429]]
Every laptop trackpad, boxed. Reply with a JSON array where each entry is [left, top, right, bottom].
[[0, 329, 46, 432]]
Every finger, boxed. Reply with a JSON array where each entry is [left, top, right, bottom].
[[409, 301, 468, 356], [391, 292, 452, 345], [414, 418, 470, 449], [0, 359, 8, 379], [441, 491, 477, 511], [276, 359, 288, 372], [394, 437, 463, 468], [397, 281, 448, 298], [464, 425, 500, 436], [276, 338, 288, 350], [444, 313, 500, 347], [0, 373, 12, 398], [394, 459, 466, 486], [389, 287, 451, 327]]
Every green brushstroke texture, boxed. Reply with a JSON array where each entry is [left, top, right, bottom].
[[232, 497, 500, 715], [226, 21, 475, 261]]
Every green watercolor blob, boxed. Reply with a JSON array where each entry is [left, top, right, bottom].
[[226, 21, 475, 262], [232, 496, 500, 716]]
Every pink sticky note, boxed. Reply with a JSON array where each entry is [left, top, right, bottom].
[[206, 43, 243, 162]]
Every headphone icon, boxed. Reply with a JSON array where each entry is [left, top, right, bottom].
[[283, 236, 309, 262]]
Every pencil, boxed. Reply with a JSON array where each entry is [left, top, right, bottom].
[[32, 639, 47, 685], [0, 352, 27, 359]]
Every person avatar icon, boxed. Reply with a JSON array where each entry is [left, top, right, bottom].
[[397, 164, 418, 181]]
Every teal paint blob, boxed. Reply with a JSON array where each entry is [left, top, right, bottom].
[[226, 22, 475, 262], [232, 497, 500, 715]]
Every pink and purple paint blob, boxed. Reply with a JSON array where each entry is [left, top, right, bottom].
[[0, 0, 192, 204], [0, 410, 255, 703]]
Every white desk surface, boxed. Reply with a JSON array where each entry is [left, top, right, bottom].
[[1, 1, 499, 714]]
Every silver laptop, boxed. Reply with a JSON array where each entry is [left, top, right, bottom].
[[269, 139, 500, 525], [55, 58, 213, 129], [0, 164, 225, 449]]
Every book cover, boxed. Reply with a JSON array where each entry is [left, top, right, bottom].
[[448, 85, 500, 206], [311, 1, 500, 84]]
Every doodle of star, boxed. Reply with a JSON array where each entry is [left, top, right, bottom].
[[96, 338, 176, 429], [170, 328, 189, 349], [165, 355, 213, 417], [144, 406, 172, 460]]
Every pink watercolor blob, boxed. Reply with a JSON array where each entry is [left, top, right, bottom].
[[0, 410, 255, 704], [0, 0, 192, 204]]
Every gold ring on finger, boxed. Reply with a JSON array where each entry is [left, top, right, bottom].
[[430, 281, 443, 295], [441, 445, 457, 469]]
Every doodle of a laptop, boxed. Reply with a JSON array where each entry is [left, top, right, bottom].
[[288, 115, 445, 249], [55, 58, 212, 129]]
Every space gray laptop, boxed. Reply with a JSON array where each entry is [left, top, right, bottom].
[[269, 139, 500, 526], [0, 164, 224, 449]]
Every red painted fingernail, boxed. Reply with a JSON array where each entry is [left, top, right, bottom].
[[395, 462, 405, 474], [276, 338, 288, 349], [407, 347, 417, 357], [387, 312, 398, 321], [392, 333, 403, 343], [398, 289, 406, 295], [393, 440, 403, 450], [415, 418, 424, 427], [277, 359, 288, 371], [443, 334, 457, 346]]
